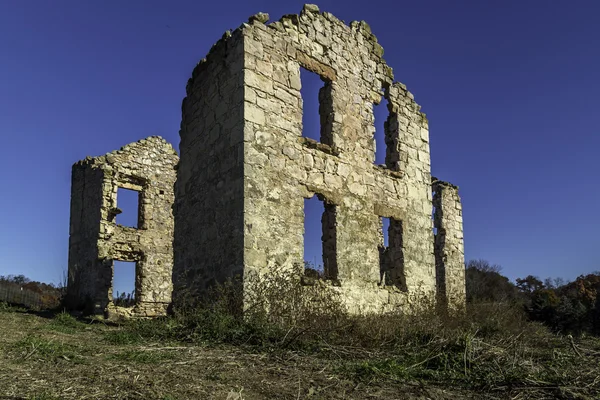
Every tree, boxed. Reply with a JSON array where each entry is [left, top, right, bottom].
[[516, 275, 545, 295], [520, 273, 600, 335], [465, 259, 521, 303]]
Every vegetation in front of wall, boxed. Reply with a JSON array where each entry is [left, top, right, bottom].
[[1, 262, 600, 399], [104, 267, 600, 398]]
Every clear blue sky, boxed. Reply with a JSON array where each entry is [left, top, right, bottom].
[[1, 1, 599, 294]]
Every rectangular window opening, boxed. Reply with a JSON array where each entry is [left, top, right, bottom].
[[378, 216, 406, 290], [373, 91, 390, 166], [432, 191, 438, 235], [300, 67, 333, 146], [303, 195, 338, 282], [116, 187, 141, 228], [112, 261, 137, 308]]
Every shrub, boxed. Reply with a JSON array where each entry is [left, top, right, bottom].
[[124, 267, 348, 348], [103, 267, 600, 395], [118, 267, 538, 354]]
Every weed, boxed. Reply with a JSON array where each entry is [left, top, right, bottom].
[[103, 329, 143, 345], [107, 348, 176, 364], [91, 269, 600, 397], [46, 311, 86, 334], [0, 301, 27, 313], [12, 335, 79, 362]]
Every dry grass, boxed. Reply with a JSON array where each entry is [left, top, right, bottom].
[[1, 271, 599, 400], [0, 307, 469, 399]]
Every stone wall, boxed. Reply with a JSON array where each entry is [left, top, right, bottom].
[[433, 179, 466, 310], [67, 136, 178, 318], [69, 4, 466, 317], [173, 5, 460, 313], [172, 29, 246, 299]]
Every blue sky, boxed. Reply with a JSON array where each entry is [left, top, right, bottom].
[[1, 1, 599, 294]]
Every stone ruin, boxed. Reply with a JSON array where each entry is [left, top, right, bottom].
[[66, 137, 178, 317], [67, 5, 465, 318]]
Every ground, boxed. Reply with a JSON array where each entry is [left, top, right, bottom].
[[0, 306, 598, 400], [0, 308, 470, 400]]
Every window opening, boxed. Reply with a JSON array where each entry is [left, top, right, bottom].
[[378, 216, 405, 290], [116, 187, 140, 228], [382, 216, 390, 246], [112, 261, 136, 307], [300, 67, 333, 146], [303, 195, 338, 281], [432, 192, 438, 235], [304, 196, 324, 277], [373, 91, 390, 166]]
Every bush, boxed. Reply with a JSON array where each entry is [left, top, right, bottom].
[[118, 268, 348, 348], [101, 267, 600, 395], [117, 267, 541, 354]]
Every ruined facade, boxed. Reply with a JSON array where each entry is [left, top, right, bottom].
[[433, 179, 466, 311], [67, 137, 178, 318], [67, 5, 465, 317], [173, 5, 465, 313]]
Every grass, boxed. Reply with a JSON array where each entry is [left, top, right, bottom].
[[0, 275, 599, 399], [103, 328, 145, 345], [108, 277, 600, 398], [30, 393, 63, 400], [0, 300, 26, 313], [12, 335, 79, 362], [107, 348, 177, 364], [45, 311, 88, 334]]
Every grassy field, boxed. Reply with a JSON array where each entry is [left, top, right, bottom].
[[1, 300, 599, 400]]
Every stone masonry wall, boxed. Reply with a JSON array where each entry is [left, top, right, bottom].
[[174, 5, 447, 314], [433, 179, 466, 310], [67, 136, 178, 318], [241, 6, 435, 313], [66, 162, 104, 311], [173, 30, 246, 298]]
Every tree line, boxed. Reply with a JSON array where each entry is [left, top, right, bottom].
[[466, 259, 600, 335], [0, 274, 64, 309]]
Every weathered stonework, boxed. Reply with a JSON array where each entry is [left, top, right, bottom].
[[173, 4, 466, 313], [67, 5, 466, 316], [67, 137, 178, 318], [433, 179, 466, 311]]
